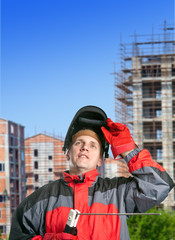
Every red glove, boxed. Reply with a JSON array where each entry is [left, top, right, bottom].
[[43, 232, 78, 240], [101, 118, 135, 158]]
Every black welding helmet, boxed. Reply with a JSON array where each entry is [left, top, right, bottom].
[[63, 105, 109, 158]]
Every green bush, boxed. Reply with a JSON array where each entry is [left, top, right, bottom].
[[127, 208, 175, 240]]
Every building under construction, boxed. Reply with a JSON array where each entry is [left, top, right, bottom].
[[114, 21, 175, 209]]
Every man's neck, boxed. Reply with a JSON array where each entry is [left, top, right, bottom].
[[69, 169, 87, 176], [69, 167, 97, 176]]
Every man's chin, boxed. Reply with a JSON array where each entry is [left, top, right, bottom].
[[77, 163, 88, 169]]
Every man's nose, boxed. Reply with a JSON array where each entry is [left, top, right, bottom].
[[81, 143, 88, 151]]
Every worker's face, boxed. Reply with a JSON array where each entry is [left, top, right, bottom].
[[67, 135, 103, 175]]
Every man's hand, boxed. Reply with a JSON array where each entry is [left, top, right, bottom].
[[106, 158, 132, 178], [101, 118, 135, 158]]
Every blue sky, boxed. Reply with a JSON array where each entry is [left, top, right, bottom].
[[1, 0, 174, 139]]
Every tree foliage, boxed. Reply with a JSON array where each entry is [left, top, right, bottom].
[[127, 208, 175, 240]]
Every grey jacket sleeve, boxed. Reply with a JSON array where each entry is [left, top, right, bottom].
[[123, 148, 174, 213]]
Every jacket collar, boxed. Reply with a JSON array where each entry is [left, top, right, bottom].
[[63, 169, 99, 184]]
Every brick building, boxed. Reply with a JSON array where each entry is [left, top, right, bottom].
[[0, 118, 26, 238], [25, 134, 67, 196]]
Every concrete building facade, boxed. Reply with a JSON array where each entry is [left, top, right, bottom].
[[114, 22, 175, 209], [25, 134, 67, 196], [0, 118, 26, 238]]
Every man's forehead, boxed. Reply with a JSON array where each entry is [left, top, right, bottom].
[[74, 135, 100, 144], [71, 129, 102, 146]]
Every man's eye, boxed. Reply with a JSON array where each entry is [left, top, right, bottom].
[[91, 144, 96, 148], [75, 141, 81, 145]]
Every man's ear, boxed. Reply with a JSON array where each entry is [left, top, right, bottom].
[[97, 157, 103, 167], [66, 150, 70, 161]]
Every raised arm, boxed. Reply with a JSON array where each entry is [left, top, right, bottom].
[[101, 119, 174, 213]]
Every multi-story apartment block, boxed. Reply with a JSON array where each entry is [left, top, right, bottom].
[[114, 22, 175, 209], [25, 134, 67, 196], [0, 118, 26, 238]]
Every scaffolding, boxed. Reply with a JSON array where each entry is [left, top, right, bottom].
[[113, 21, 175, 209]]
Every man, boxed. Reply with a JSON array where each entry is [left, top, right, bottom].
[[9, 105, 174, 240]]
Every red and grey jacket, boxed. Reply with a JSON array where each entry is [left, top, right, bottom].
[[9, 149, 174, 240]]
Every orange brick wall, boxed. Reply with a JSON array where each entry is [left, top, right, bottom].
[[0, 119, 7, 134], [0, 179, 6, 192], [0, 148, 5, 161], [25, 134, 67, 196], [0, 136, 5, 146], [0, 208, 6, 224]]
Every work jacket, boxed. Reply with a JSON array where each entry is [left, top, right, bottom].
[[9, 149, 174, 240]]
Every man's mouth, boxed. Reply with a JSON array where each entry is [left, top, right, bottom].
[[78, 154, 88, 159]]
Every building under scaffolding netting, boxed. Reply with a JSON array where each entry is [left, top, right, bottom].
[[113, 21, 175, 209]]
